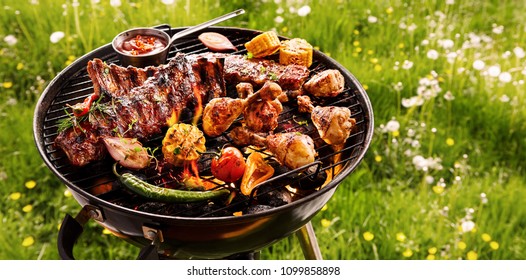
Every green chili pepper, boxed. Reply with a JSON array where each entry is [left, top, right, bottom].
[[113, 164, 229, 203]]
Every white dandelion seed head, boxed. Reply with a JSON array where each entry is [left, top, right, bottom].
[[444, 90, 455, 101], [499, 94, 510, 103], [49, 31, 65, 44], [472, 59, 485, 70], [161, 0, 175, 5], [461, 220, 475, 233], [3, 34, 17, 46], [421, 39, 429, 46], [110, 0, 121, 7], [446, 52, 457, 63], [498, 72, 512, 83], [513, 46, 525, 58], [492, 24, 504, 34], [407, 23, 417, 32], [402, 96, 424, 108], [274, 16, 284, 24], [276, 7, 284, 14], [385, 119, 400, 132], [402, 60, 414, 70], [399, 22, 407, 29], [297, 5, 311, 17], [427, 49, 439, 60], [488, 65, 501, 77], [439, 39, 454, 49], [91, 0, 100, 4], [368, 15, 378, 23], [446, 0, 455, 5]]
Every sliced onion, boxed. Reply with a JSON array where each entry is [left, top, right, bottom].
[[102, 137, 150, 170], [198, 32, 237, 52]]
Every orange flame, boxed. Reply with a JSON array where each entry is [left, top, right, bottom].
[[191, 86, 203, 126], [167, 109, 180, 127], [181, 160, 215, 190]]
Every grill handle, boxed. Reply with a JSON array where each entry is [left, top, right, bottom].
[[57, 214, 84, 260]]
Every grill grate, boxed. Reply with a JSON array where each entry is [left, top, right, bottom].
[[39, 25, 369, 218]]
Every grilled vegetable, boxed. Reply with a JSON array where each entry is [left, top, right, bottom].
[[102, 136, 150, 170], [113, 164, 230, 203], [240, 152, 274, 196], [279, 38, 313, 67], [211, 147, 246, 183], [198, 32, 237, 52], [69, 93, 99, 117], [162, 123, 206, 166], [244, 31, 281, 58]]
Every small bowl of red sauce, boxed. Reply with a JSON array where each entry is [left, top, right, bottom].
[[112, 28, 171, 68]]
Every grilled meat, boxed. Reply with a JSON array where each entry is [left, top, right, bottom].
[[55, 53, 226, 166], [303, 69, 344, 98], [243, 82, 283, 133]]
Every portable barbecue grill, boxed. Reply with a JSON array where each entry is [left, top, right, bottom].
[[33, 25, 374, 260]]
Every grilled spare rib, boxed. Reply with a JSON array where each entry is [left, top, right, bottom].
[[54, 53, 226, 166]]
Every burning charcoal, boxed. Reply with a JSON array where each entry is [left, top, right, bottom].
[[245, 204, 274, 214], [255, 185, 292, 207]]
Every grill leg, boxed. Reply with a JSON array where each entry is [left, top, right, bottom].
[[296, 221, 323, 260]]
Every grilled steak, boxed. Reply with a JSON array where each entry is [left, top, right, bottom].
[[55, 53, 226, 166]]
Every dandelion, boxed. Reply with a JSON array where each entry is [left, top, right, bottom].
[[513, 47, 525, 58], [461, 220, 475, 233], [458, 241, 467, 250], [385, 120, 400, 132], [363, 231, 374, 241], [487, 65, 501, 77], [50, 31, 65, 44], [297, 5, 311, 17], [16, 63, 24, 70], [161, 0, 174, 5], [374, 155, 382, 163], [402, 96, 424, 108], [9, 192, 21, 200], [481, 233, 492, 242], [498, 72, 512, 83], [480, 193, 488, 204], [321, 219, 331, 228], [396, 232, 407, 242], [110, 0, 121, 7], [368, 16, 378, 23], [386, 7, 393, 14], [438, 39, 454, 49], [428, 247, 438, 255], [274, 16, 284, 24], [427, 49, 439, 60], [407, 23, 417, 32], [25, 180, 37, 189], [446, 138, 455, 146], [3, 81, 13, 88], [466, 250, 478, 260], [402, 60, 413, 70], [446, 0, 455, 5], [22, 236, 35, 247], [402, 248, 413, 257], [374, 64, 382, 72], [432, 185, 445, 194], [492, 24, 504, 34], [22, 204, 33, 213], [363, 84, 369, 90], [489, 241, 499, 250], [426, 255, 436, 260], [321, 204, 328, 211], [64, 188, 72, 198], [102, 228, 112, 235], [3, 34, 17, 46], [499, 95, 510, 103]]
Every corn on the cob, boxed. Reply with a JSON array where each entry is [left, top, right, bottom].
[[279, 38, 313, 67], [244, 31, 281, 58]]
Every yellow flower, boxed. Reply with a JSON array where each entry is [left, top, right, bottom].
[[57, 223, 62, 231], [355, 47, 362, 53], [367, 50, 374, 55], [458, 241, 467, 250], [386, 7, 394, 14], [374, 64, 382, 72], [369, 58, 379, 64], [446, 138, 455, 146], [374, 155, 382, 163], [426, 254, 436, 260], [481, 233, 492, 242], [363, 84, 369, 90], [281, 27, 288, 33], [432, 185, 445, 194], [398, 43, 405, 49], [9, 192, 21, 200], [489, 241, 499, 250], [25, 180, 37, 189], [22, 204, 33, 213], [466, 250, 478, 260], [392, 130, 400, 137], [396, 232, 407, 242], [402, 248, 413, 257], [102, 228, 112, 235], [353, 41, 360, 47], [428, 247, 438, 255], [352, 52, 359, 57], [22, 236, 35, 247], [64, 189, 72, 198], [3, 81, 13, 88], [16, 63, 24, 70], [321, 219, 331, 228], [321, 204, 328, 211], [353, 30, 360, 35], [363, 231, 374, 241]]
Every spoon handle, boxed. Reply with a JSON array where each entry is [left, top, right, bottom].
[[169, 9, 245, 44]]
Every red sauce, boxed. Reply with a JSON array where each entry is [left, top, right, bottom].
[[119, 35, 167, 56]]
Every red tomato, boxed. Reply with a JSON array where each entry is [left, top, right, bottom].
[[198, 32, 237, 52], [211, 147, 246, 183]]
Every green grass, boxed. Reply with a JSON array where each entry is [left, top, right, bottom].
[[1, 0, 525, 260]]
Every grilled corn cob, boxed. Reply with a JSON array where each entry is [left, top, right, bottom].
[[279, 38, 313, 67], [245, 31, 281, 58]]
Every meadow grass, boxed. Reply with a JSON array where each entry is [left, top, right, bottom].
[[1, 0, 525, 260]]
